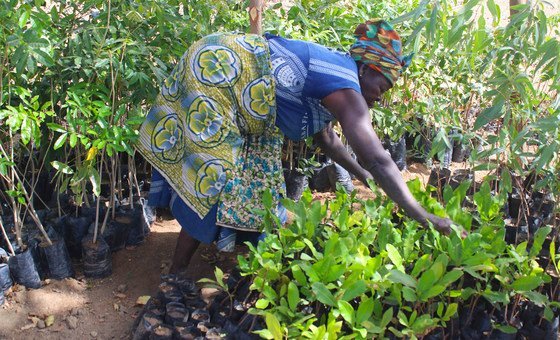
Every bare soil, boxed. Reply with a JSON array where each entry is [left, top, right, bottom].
[[0, 162, 499, 340], [0, 217, 242, 340]]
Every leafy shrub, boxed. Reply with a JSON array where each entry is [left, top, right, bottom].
[[238, 181, 558, 338]]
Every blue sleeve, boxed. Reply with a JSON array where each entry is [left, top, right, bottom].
[[305, 43, 361, 100]]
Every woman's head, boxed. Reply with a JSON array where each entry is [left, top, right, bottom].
[[357, 62, 392, 108], [349, 19, 412, 89]]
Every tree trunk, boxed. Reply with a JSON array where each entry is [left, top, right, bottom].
[[249, 0, 264, 35]]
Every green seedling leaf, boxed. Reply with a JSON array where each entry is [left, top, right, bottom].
[[197, 278, 222, 289], [439, 269, 463, 288], [338, 300, 355, 325], [544, 306, 554, 321], [402, 287, 417, 302], [265, 313, 283, 340], [69, 133, 78, 148], [262, 189, 272, 209], [411, 314, 437, 334], [431, 254, 448, 281], [496, 325, 518, 334], [291, 264, 307, 286], [253, 328, 274, 339], [474, 99, 504, 131], [442, 303, 458, 321], [356, 298, 374, 325], [312, 282, 337, 306], [529, 226, 551, 258], [550, 241, 558, 271], [412, 254, 432, 278], [398, 310, 410, 327], [420, 285, 446, 300], [341, 280, 367, 301], [54, 133, 67, 150], [89, 168, 101, 196], [482, 290, 510, 304], [51, 161, 74, 175], [386, 244, 405, 271], [533, 143, 556, 171], [34, 49, 54, 67], [256, 298, 270, 309], [522, 291, 548, 307], [388, 270, 417, 288], [287, 282, 299, 311], [511, 275, 543, 292], [325, 264, 346, 283], [417, 269, 436, 295], [381, 308, 393, 328], [214, 267, 224, 286], [20, 117, 32, 145]]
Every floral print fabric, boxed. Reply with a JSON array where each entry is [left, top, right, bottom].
[[136, 33, 285, 231]]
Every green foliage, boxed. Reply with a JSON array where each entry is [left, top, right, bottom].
[[239, 183, 554, 338], [394, 0, 559, 185]]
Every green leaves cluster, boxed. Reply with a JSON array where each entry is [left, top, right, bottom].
[[393, 0, 559, 184], [0, 0, 253, 204], [239, 182, 557, 339]]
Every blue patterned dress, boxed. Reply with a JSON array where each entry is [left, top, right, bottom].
[[146, 33, 361, 251]]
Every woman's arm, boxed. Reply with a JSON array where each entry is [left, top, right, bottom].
[[321, 89, 452, 233], [313, 122, 373, 185]]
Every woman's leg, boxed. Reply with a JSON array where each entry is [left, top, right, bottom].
[[169, 228, 201, 274]]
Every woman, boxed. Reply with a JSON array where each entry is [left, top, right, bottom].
[[136, 19, 452, 275]]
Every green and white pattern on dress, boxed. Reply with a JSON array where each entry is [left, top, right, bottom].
[[136, 33, 285, 231]]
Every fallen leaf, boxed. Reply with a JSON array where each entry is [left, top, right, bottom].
[[113, 303, 120, 311], [114, 293, 127, 299], [135, 295, 150, 305], [45, 315, 55, 327]]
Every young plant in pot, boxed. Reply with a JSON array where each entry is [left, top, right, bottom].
[[113, 154, 150, 250], [0, 220, 14, 304], [406, 114, 433, 165], [372, 105, 409, 171], [449, 128, 472, 163], [2, 153, 73, 285], [282, 139, 314, 201], [81, 147, 112, 279], [124, 153, 151, 247], [0, 90, 69, 287]]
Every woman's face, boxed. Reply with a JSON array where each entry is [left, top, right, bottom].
[[358, 65, 393, 108]]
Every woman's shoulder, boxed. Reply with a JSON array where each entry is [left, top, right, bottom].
[[265, 33, 311, 59]]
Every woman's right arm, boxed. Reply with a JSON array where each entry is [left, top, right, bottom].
[[321, 88, 452, 234]]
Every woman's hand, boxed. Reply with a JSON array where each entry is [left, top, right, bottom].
[[425, 214, 467, 238], [425, 214, 452, 235]]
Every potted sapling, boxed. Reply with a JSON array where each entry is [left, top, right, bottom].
[[81, 146, 112, 278]]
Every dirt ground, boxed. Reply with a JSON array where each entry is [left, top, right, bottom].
[[0, 162, 478, 340], [0, 216, 245, 340]]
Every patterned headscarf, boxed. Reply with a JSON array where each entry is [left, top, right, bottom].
[[349, 19, 413, 85]]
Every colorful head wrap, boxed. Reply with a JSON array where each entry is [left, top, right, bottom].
[[349, 19, 413, 85]]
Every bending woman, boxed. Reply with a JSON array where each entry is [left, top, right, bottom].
[[136, 20, 452, 275]]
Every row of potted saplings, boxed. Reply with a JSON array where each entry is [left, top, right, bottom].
[[0, 198, 150, 305], [282, 131, 472, 202]]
